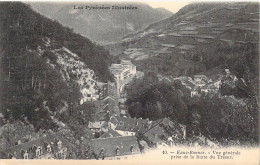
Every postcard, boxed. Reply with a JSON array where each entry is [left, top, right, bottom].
[[0, 1, 259, 165]]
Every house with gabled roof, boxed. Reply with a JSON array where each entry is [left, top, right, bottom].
[[0, 134, 68, 159], [142, 118, 186, 147], [85, 98, 117, 115], [188, 135, 219, 148], [99, 129, 122, 138], [103, 96, 116, 105], [101, 104, 114, 113], [108, 116, 152, 136], [89, 136, 140, 160], [88, 112, 110, 133], [193, 75, 207, 82], [193, 75, 208, 87], [100, 82, 117, 100]]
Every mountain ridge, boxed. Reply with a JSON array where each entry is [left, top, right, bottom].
[[29, 2, 173, 44]]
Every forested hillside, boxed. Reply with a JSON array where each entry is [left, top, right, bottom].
[[125, 72, 259, 145], [0, 2, 115, 130]]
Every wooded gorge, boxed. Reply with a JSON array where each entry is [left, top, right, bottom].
[[0, 2, 115, 130]]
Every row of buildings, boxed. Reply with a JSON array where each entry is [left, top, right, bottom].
[[174, 69, 240, 98], [0, 134, 67, 159], [88, 117, 188, 160], [0, 112, 220, 160], [87, 59, 139, 132], [0, 116, 188, 160]]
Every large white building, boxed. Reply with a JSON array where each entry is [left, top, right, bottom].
[[110, 60, 136, 82], [110, 60, 137, 95], [121, 60, 137, 76]]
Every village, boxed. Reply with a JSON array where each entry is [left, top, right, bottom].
[[0, 58, 224, 160], [173, 68, 244, 98]]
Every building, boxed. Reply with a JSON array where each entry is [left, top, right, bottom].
[[0, 121, 37, 150], [120, 109, 128, 117], [102, 96, 120, 116], [0, 135, 67, 159], [88, 121, 108, 133], [193, 75, 207, 82], [118, 102, 128, 116], [193, 75, 208, 87], [189, 135, 219, 148], [110, 60, 136, 82], [200, 83, 219, 95], [89, 136, 141, 160], [225, 69, 231, 75], [110, 64, 125, 81], [121, 60, 136, 76], [191, 90, 199, 97], [88, 112, 110, 133], [80, 81, 100, 104], [110, 60, 137, 96], [103, 96, 116, 107], [222, 73, 238, 88], [142, 118, 186, 147], [109, 116, 152, 136], [100, 82, 117, 100], [80, 90, 100, 104], [81, 95, 118, 116], [190, 87, 201, 97], [99, 129, 122, 138]]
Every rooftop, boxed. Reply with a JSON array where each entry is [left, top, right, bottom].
[[111, 64, 123, 69], [194, 75, 208, 80], [0, 133, 65, 159], [143, 118, 184, 144], [99, 129, 122, 138], [201, 83, 218, 90], [90, 112, 110, 122], [111, 116, 152, 133], [102, 83, 117, 99], [111, 69, 124, 75], [89, 136, 140, 158], [121, 60, 133, 65]]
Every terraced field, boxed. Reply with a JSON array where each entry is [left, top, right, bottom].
[[106, 3, 259, 77]]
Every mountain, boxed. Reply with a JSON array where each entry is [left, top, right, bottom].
[[108, 2, 259, 143], [0, 2, 116, 130], [29, 2, 173, 44], [155, 8, 173, 16], [107, 2, 259, 82]]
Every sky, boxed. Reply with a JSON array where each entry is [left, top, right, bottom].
[[144, 1, 191, 13]]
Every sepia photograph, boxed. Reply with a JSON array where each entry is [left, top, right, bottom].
[[0, 1, 259, 164]]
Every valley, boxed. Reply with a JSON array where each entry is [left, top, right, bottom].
[[0, 1, 259, 160]]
